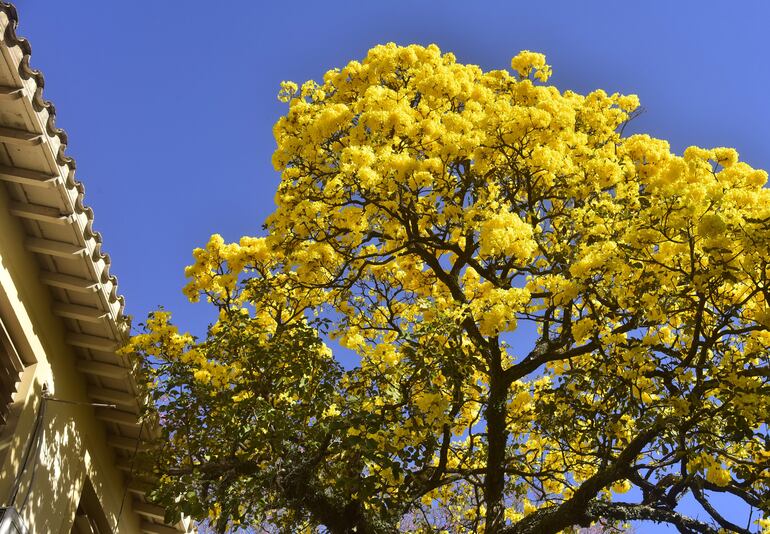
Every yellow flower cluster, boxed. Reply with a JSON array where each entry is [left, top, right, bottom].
[[477, 211, 537, 261], [510, 50, 552, 81], [124, 311, 238, 388]]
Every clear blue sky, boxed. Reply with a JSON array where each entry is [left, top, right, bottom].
[[15, 1, 769, 531]]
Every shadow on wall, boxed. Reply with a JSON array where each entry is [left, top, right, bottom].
[[1, 380, 87, 533]]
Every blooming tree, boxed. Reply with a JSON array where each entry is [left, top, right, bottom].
[[128, 45, 770, 533]]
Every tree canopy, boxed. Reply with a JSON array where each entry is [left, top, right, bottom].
[[127, 44, 770, 533]]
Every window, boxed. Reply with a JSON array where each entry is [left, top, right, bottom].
[[70, 479, 111, 534], [0, 318, 23, 425]]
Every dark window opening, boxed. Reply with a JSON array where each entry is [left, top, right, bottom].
[[71, 479, 111, 534], [0, 318, 23, 426]]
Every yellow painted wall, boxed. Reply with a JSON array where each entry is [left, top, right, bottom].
[[0, 183, 141, 533]]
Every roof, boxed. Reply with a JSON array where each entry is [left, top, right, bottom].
[[0, 3, 190, 532]]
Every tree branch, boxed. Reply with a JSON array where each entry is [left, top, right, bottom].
[[504, 418, 669, 534]]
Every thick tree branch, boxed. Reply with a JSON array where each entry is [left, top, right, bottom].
[[585, 501, 719, 534], [504, 418, 669, 534]]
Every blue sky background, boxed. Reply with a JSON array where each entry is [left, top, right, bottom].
[[14, 1, 769, 531]]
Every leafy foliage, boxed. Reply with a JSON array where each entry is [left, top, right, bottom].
[[127, 44, 770, 533]]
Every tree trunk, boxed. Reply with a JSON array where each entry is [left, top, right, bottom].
[[484, 369, 509, 531]]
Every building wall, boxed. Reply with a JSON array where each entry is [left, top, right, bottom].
[[0, 182, 142, 533]]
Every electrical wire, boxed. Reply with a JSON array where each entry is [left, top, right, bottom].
[[112, 418, 146, 533], [6, 387, 47, 509]]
